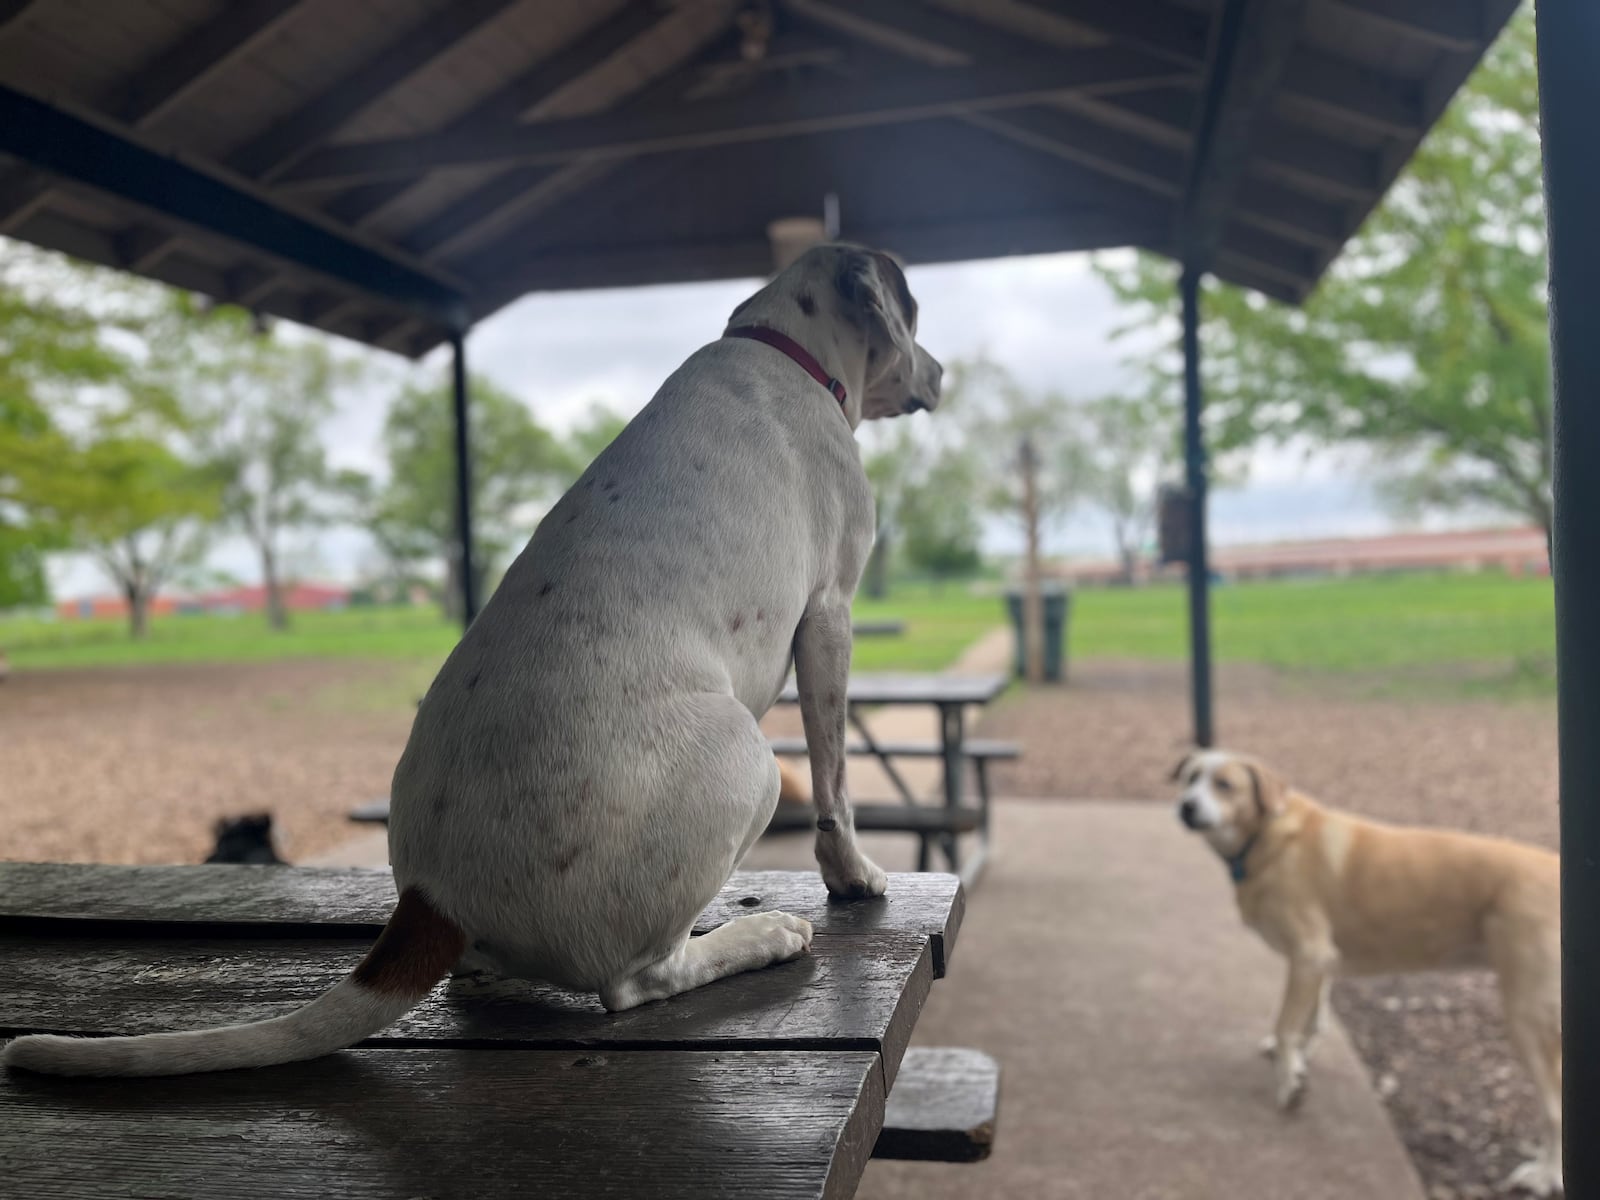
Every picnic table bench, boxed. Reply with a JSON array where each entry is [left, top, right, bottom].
[[0, 862, 995, 1199], [769, 673, 1015, 884]]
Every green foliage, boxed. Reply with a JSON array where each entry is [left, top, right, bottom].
[[149, 299, 364, 630], [565, 404, 630, 470], [900, 450, 984, 583], [1076, 390, 1182, 580], [354, 373, 573, 614], [1096, 9, 1549, 542]]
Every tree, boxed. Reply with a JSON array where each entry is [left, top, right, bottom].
[[152, 301, 358, 631], [51, 434, 221, 637], [860, 421, 921, 599], [949, 358, 1088, 681], [0, 245, 132, 609], [565, 404, 629, 469], [1077, 391, 1181, 584], [900, 449, 983, 588], [1097, 9, 1550, 548], [359, 374, 572, 618]]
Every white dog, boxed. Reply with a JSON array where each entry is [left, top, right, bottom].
[[4, 243, 942, 1077], [1175, 748, 1562, 1195]]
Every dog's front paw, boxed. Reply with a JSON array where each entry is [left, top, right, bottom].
[[1275, 1051, 1308, 1112], [821, 855, 888, 901], [1258, 1035, 1279, 1060]]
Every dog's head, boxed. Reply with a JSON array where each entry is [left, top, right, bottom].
[[1170, 748, 1287, 856], [830, 247, 942, 421], [737, 243, 941, 421]]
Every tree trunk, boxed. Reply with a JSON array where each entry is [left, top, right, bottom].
[[864, 532, 891, 599], [442, 551, 464, 623], [261, 545, 289, 632], [1019, 437, 1045, 684], [125, 583, 149, 640]]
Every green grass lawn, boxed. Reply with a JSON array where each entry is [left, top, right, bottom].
[[1071, 571, 1555, 696], [0, 584, 1002, 675], [1, 571, 1556, 696]]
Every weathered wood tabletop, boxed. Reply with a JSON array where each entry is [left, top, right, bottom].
[[0, 864, 963, 1200]]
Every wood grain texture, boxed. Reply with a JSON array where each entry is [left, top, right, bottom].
[[875, 1046, 1000, 1162], [0, 930, 932, 1080], [0, 866, 964, 978], [0, 1049, 886, 1200], [778, 673, 1008, 706]]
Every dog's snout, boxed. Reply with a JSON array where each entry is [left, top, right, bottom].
[[1179, 799, 1201, 829], [903, 398, 927, 414]]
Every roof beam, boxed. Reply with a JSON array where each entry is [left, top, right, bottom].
[[1178, 0, 1310, 272], [963, 107, 1344, 249], [281, 46, 1190, 187], [402, 37, 742, 265], [1322, 0, 1481, 52], [320, 0, 675, 231], [117, 0, 524, 278], [466, 204, 1170, 315], [106, 0, 308, 128], [0, 84, 467, 327], [229, 0, 523, 183], [1020, 0, 1423, 137]]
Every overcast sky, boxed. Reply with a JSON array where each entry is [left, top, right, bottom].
[[50, 249, 1416, 598]]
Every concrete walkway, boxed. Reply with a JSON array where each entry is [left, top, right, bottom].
[[817, 802, 1423, 1200]]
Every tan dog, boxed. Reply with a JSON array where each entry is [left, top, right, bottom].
[[1173, 749, 1561, 1196]]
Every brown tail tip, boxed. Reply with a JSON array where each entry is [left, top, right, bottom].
[[352, 887, 466, 996]]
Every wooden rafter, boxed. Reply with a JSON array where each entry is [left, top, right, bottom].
[[280, 45, 1190, 188], [1323, 0, 1480, 52], [943, 0, 1423, 137], [321, 1, 677, 231]]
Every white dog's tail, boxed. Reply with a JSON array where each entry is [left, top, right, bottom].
[[1, 887, 465, 1078]]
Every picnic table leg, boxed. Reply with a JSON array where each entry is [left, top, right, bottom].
[[848, 705, 920, 807], [939, 703, 965, 874]]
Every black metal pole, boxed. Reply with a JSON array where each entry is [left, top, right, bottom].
[[1537, 1, 1600, 1190], [450, 333, 478, 627], [1181, 267, 1215, 748]]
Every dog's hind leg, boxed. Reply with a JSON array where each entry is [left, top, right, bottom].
[[598, 913, 813, 1011]]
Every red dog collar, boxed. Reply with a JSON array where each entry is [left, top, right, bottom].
[[725, 325, 847, 408]]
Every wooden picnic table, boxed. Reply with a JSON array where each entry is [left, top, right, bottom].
[[0, 862, 963, 1200], [776, 672, 1010, 878]]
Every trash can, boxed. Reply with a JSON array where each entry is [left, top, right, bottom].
[[1005, 586, 1070, 682]]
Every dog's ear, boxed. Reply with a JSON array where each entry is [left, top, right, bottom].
[[1168, 750, 1197, 783], [1243, 760, 1287, 817], [835, 249, 917, 364]]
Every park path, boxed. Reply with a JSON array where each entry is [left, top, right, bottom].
[[746, 803, 1427, 1200]]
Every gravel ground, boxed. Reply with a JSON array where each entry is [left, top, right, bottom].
[[2, 660, 421, 866], [3, 656, 1560, 1196], [979, 659, 1559, 1200]]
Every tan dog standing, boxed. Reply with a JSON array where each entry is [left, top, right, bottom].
[[1174, 748, 1562, 1196]]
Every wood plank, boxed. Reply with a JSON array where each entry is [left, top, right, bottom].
[[767, 737, 1021, 759], [876, 1046, 1000, 1162], [1323, 0, 1481, 52], [280, 47, 1191, 187], [766, 803, 983, 836], [108, 0, 309, 128], [0, 867, 962, 978], [0, 1048, 885, 1200], [0, 930, 931, 1082], [779, 673, 1008, 706], [231, 0, 525, 182]]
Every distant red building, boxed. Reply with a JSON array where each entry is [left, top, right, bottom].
[[55, 583, 351, 621], [1060, 526, 1550, 586]]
